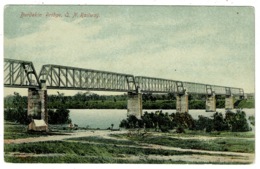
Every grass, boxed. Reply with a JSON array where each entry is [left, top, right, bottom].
[[4, 121, 74, 139], [4, 140, 203, 156], [5, 140, 246, 164], [69, 135, 254, 153], [111, 131, 255, 153], [4, 121, 37, 139], [67, 136, 138, 145], [4, 140, 217, 163], [173, 130, 255, 138], [4, 121, 255, 164], [4, 155, 251, 164], [237, 99, 255, 109]]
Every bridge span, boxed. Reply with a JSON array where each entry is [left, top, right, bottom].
[[4, 58, 244, 130]]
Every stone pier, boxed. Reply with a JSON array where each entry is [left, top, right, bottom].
[[176, 93, 189, 113], [28, 88, 41, 118], [206, 94, 216, 112], [27, 80, 48, 130], [127, 92, 142, 119], [225, 95, 234, 110]]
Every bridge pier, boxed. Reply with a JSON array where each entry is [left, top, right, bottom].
[[176, 93, 189, 113], [206, 94, 216, 112], [127, 92, 142, 119], [225, 95, 234, 110], [28, 88, 41, 118], [27, 80, 48, 131]]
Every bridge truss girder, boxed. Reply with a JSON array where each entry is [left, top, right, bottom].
[[4, 58, 39, 88], [38, 64, 137, 92], [135, 76, 243, 97], [135, 76, 185, 95], [4, 58, 244, 97]]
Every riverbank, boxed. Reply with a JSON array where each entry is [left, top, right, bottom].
[[4, 121, 255, 164], [46, 99, 254, 110]]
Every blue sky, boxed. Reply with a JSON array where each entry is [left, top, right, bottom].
[[4, 5, 255, 96]]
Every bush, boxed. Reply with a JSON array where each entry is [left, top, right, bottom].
[[173, 112, 195, 129], [48, 108, 71, 124], [120, 110, 251, 133], [212, 112, 229, 131], [119, 115, 141, 128], [194, 115, 213, 132], [120, 111, 195, 132], [4, 108, 32, 124], [194, 110, 251, 133], [176, 126, 185, 133], [225, 110, 251, 132], [248, 116, 255, 126]]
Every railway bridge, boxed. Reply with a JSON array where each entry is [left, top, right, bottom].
[[4, 58, 244, 129]]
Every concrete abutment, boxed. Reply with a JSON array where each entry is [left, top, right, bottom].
[[225, 95, 234, 110], [206, 94, 216, 112], [27, 80, 48, 131], [176, 93, 189, 113], [127, 92, 142, 119]]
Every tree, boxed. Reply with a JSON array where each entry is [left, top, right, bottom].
[[173, 112, 195, 129], [225, 110, 251, 132], [4, 92, 31, 124], [119, 115, 142, 129], [194, 115, 213, 132], [48, 92, 71, 124], [212, 112, 229, 131]]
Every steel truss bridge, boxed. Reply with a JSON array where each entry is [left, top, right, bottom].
[[4, 58, 244, 97]]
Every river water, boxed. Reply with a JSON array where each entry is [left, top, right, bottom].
[[69, 109, 255, 129]]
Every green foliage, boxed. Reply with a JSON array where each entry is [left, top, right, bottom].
[[6, 92, 252, 110], [4, 121, 34, 139], [4, 93, 32, 124], [48, 108, 71, 124], [216, 100, 225, 108], [237, 99, 255, 109], [127, 135, 254, 153], [248, 115, 255, 126], [4, 140, 197, 159], [194, 116, 213, 132], [173, 112, 195, 129], [120, 110, 251, 133], [119, 115, 141, 128], [120, 111, 195, 132], [194, 110, 251, 132], [4, 108, 30, 124], [225, 110, 251, 132], [189, 100, 205, 109], [4, 92, 71, 125], [212, 112, 229, 131], [67, 136, 137, 145]]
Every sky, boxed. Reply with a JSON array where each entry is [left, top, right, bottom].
[[3, 5, 255, 96]]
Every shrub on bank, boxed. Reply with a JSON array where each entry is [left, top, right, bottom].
[[120, 111, 195, 132], [120, 110, 252, 133], [225, 110, 251, 132], [48, 108, 71, 124]]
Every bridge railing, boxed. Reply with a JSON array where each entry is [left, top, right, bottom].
[[4, 58, 39, 88], [38, 64, 137, 92]]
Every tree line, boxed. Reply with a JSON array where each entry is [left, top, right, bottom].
[[4, 92, 227, 109], [119, 110, 252, 133], [4, 92, 71, 125]]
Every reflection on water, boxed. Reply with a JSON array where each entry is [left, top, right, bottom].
[[69, 109, 255, 129]]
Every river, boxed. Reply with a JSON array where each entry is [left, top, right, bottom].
[[69, 109, 255, 129]]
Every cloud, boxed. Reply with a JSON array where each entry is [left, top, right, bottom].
[[4, 18, 138, 70], [4, 6, 255, 94]]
